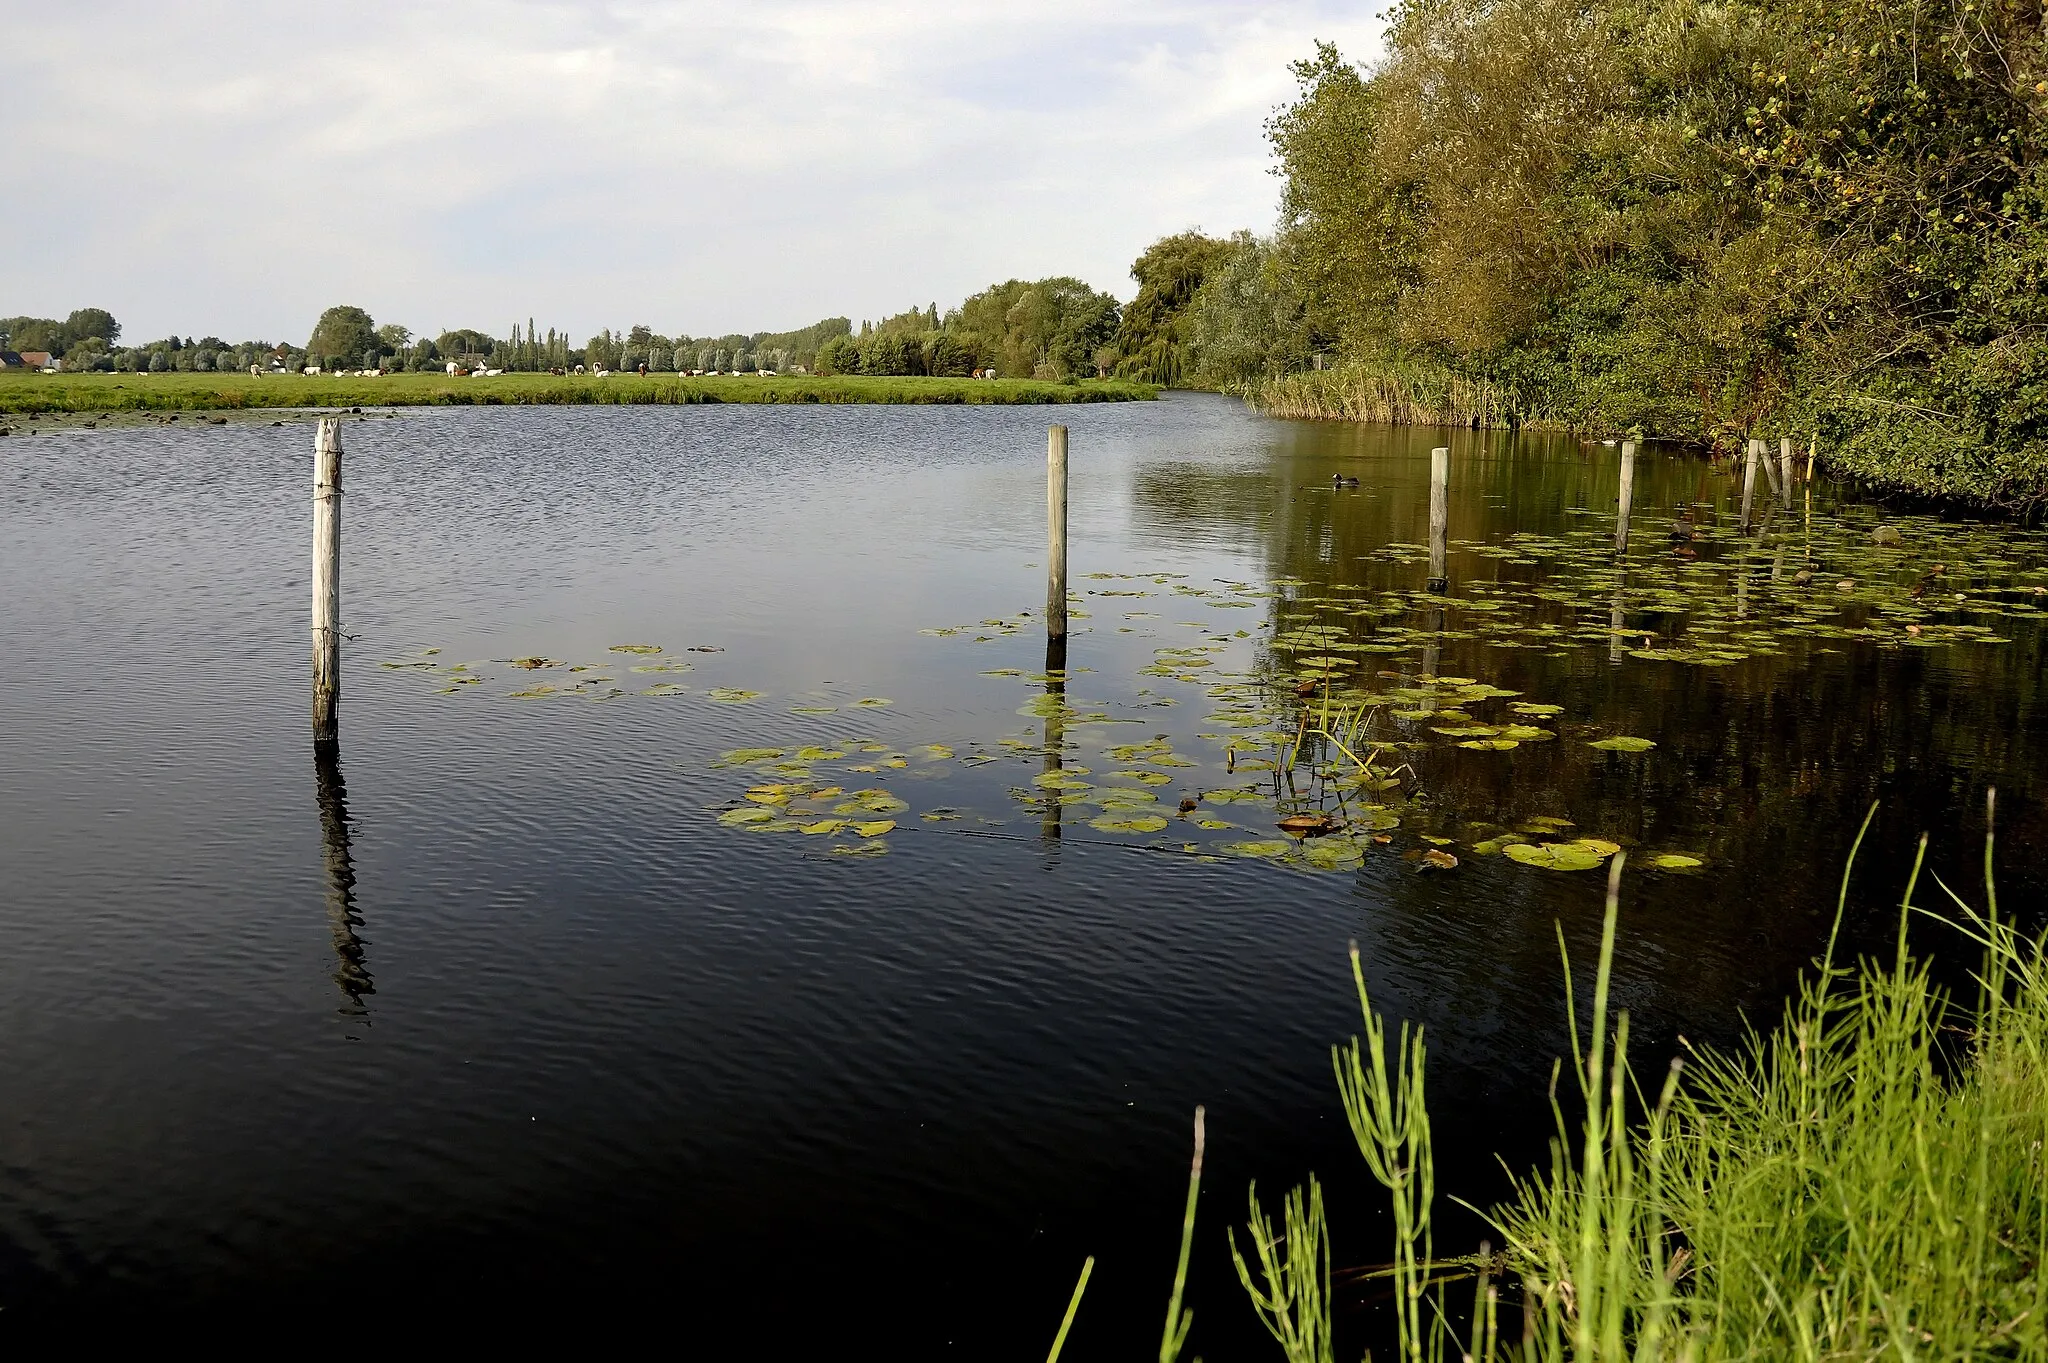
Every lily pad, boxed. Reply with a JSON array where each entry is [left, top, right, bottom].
[[640, 683, 688, 696], [717, 807, 777, 827], [1588, 736, 1656, 752], [716, 747, 785, 766], [1457, 738, 1520, 750], [707, 688, 764, 704], [1090, 813, 1171, 834], [851, 697, 894, 708], [1219, 839, 1293, 859], [1505, 842, 1608, 871], [610, 643, 663, 654], [851, 820, 897, 838], [1648, 852, 1705, 870]]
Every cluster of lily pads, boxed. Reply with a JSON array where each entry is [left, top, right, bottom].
[[377, 492, 2043, 879]]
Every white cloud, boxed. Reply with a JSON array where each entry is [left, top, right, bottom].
[[0, 0, 1383, 344]]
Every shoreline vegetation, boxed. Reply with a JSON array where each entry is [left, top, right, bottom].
[[1240, 361, 1554, 431], [1054, 810, 2048, 1360], [0, 371, 1156, 416]]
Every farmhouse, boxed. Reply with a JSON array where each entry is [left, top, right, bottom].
[[0, 350, 26, 370]]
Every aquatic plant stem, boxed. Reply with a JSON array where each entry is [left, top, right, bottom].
[[1044, 1256, 1094, 1363], [1159, 1105, 1204, 1363]]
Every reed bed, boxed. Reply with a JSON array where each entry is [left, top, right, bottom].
[[0, 371, 1157, 415], [1244, 361, 1558, 430]]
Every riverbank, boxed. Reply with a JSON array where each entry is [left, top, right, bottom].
[[0, 371, 1158, 415]]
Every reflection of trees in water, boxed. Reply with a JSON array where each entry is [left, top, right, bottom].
[[314, 747, 374, 1016], [1130, 425, 2048, 1036]]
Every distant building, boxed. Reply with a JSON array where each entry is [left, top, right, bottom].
[[0, 350, 27, 370], [18, 351, 53, 370]]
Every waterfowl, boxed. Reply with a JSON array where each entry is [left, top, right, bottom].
[[1331, 473, 1360, 488]]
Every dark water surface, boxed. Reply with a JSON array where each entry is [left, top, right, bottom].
[[3, 395, 2044, 1350]]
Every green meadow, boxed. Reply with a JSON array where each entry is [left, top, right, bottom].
[[0, 370, 1157, 415]]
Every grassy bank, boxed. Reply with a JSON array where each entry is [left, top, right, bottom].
[[0, 371, 1157, 415], [1242, 360, 1560, 431]]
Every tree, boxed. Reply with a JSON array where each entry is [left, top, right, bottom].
[[815, 335, 861, 376], [1114, 232, 1237, 384], [375, 323, 412, 353], [307, 306, 378, 365], [66, 308, 120, 347]]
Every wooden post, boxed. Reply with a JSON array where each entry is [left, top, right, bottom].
[[1615, 440, 1637, 554], [1778, 437, 1795, 508], [1427, 446, 1449, 591], [1739, 438, 1759, 534], [1758, 437, 1782, 498], [1046, 425, 1068, 642], [312, 416, 342, 746]]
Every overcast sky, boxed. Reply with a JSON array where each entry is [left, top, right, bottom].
[[1, 2, 1381, 346]]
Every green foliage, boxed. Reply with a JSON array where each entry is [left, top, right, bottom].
[[1, 308, 123, 357], [307, 305, 378, 367], [1115, 231, 1237, 384], [1262, 4, 2048, 506]]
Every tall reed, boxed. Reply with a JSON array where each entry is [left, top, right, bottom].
[[1241, 360, 1560, 430]]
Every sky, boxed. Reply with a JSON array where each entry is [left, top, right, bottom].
[[1, 1, 1383, 347]]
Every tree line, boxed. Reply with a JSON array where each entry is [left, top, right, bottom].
[[1114, 0, 2048, 506]]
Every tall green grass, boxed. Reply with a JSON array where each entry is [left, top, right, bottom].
[[1243, 360, 1559, 431], [1236, 795, 2048, 1360], [1053, 797, 2046, 1359], [0, 371, 1157, 415]]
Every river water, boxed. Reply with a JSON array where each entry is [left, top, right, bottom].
[[2, 394, 2043, 1350]]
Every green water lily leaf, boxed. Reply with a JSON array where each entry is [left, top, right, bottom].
[[851, 696, 894, 708], [1648, 852, 1705, 870], [830, 840, 889, 857], [1090, 813, 1171, 834], [1457, 738, 1520, 750], [641, 683, 688, 696], [1510, 703, 1564, 716], [800, 819, 846, 835], [788, 705, 839, 714], [716, 747, 785, 766], [1219, 839, 1293, 859], [794, 746, 847, 761], [717, 807, 777, 827], [1506, 842, 1608, 870], [851, 820, 897, 838], [610, 643, 663, 654], [1110, 770, 1173, 786], [707, 688, 764, 704], [834, 790, 909, 815], [1588, 736, 1656, 752], [1303, 838, 1366, 869]]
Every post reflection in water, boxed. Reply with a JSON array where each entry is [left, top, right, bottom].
[[1040, 635, 1068, 845], [313, 745, 374, 1016]]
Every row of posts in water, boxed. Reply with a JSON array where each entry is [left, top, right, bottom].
[[309, 420, 1812, 744]]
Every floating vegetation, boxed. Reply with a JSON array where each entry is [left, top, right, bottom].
[[1588, 736, 1656, 752], [706, 688, 764, 704], [610, 643, 663, 654]]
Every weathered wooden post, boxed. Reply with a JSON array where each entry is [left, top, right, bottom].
[[1778, 437, 1795, 508], [1427, 446, 1449, 591], [1739, 438, 1759, 534], [1615, 440, 1637, 554], [312, 416, 342, 747], [1757, 436, 1782, 498], [1046, 425, 1069, 643]]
